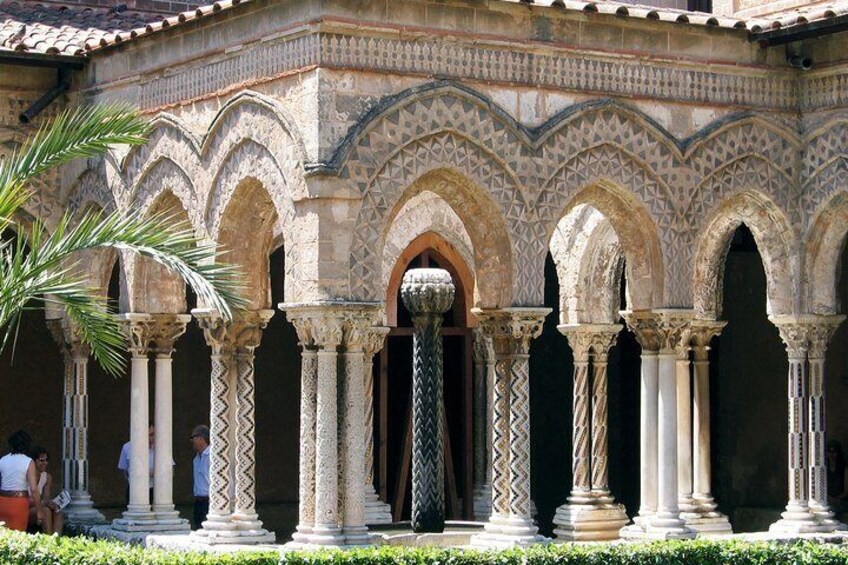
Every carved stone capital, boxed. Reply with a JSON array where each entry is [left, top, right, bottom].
[[621, 310, 661, 352], [47, 318, 91, 360], [148, 314, 192, 357], [770, 315, 820, 359], [280, 301, 383, 352], [120, 313, 155, 357], [472, 307, 550, 356], [192, 309, 233, 356], [690, 320, 727, 361], [558, 324, 621, 362], [401, 268, 455, 316], [654, 310, 695, 356], [362, 327, 390, 358], [471, 327, 494, 366], [807, 315, 845, 359]]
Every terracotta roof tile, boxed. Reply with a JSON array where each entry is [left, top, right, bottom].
[[0, 0, 845, 60]]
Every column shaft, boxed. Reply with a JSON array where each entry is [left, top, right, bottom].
[[127, 353, 151, 515], [206, 350, 234, 525], [232, 352, 259, 520], [639, 351, 659, 519], [786, 355, 810, 515], [342, 349, 369, 542], [653, 351, 683, 528], [491, 356, 511, 519], [508, 351, 534, 523], [569, 360, 592, 502], [676, 356, 694, 514], [295, 349, 318, 539], [313, 349, 342, 539], [692, 356, 711, 502], [153, 355, 175, 515], [591, 359, 610, 497]]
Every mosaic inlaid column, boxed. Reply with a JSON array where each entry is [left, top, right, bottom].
[[471, 307, 550, 549], [554, 324, 627, 541], [231, 310, 275, 542], [113, 314, 157, 531], [472, 329, 492, 521], [192, 310, 239, 542], [362, 327, 391, 526], [687, 321, 732, 535], [807, 315, 846, 532], [769, 316, 821, 533], [47, 320, 105, 525], [620, 312, 660, 537], [401, 269, 455, 534]]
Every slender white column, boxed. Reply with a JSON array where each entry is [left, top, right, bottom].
[[150, 314, 190, 529], [686, 321, 732, 534], [48, 320, 105, 525], [471, 307, 550, 549], [362, 327, 391, 525], [807, 316, 846, 532], [113, 314, 156, 530], [676, 352, 696, 517], [770, 316, 821, 533]]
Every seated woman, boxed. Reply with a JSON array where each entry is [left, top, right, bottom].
[[28, 447, 62, 535], [0, 430, 42, 531]]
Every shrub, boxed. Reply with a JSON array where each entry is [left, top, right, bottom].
[[0, 529, 847, 565]]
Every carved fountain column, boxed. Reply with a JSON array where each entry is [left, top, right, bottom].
[[471, 307, 550, 549], [47, 319, 105, 525], [401, 268, 455, 533]]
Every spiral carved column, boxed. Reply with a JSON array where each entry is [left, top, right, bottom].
[[401, 268, 455, 534], [471, 307, 549, 549], [554, 325, 627, 541], [47, 320, 105, 526]]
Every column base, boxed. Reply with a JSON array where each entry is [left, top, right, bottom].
[[770, 505, 829, 534], [809, 504, 848, 533], [684, 498, 733, 536], [153, 507, 190, 530], [552, 502, 629, 541], [364, 492, 393, 525], [112, 516, 188, 533], [621, 514, 695, 540], [192, 523, 276, 545], [470, 515, 549, 548], [65, 498, 107, 526], [473, 484, 492, 522]]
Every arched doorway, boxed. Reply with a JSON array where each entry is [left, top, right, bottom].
[[376, 233, 475, 521]]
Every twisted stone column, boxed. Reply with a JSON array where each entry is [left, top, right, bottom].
[[471, 307, 550, 549], [47, 320, 105, 525], [554, 325, 627, 541], [362, 327, 391, 525], [401, 269, 455, 534], [231, 311, 275, 542], [687, 321, 731, 535], [769, 316, 821, 533], [150, 314, 191, 531], [807, 315, 846, 532], [113, 314, 157, 530]]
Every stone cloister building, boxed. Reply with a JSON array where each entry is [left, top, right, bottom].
[[2, 0, 848, 547]]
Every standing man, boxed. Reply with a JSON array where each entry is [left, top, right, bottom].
[[118, 425, 155, 504], [190, 425, 210, 529]]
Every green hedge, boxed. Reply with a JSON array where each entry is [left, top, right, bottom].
[[1, 529, 847, 565]]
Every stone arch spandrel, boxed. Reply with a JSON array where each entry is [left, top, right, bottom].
[[692, 190, 798, 319], [801, 120, 848, 231], [134, 158, 204, 236], [206, 139, 296, 304], [540, 150, 667, 311], [349, 135, 521, 307], [131, 191, 191, 314], [215, 178, 278, 310], [805, 191, 848, 315], [67, 168, 118, 216], [382, 191, 475, 298]]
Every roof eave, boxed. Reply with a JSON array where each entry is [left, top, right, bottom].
[[0, 49, 86, 70], [750, 13, 848, 46]]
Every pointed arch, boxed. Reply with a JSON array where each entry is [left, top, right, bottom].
[[806, 191, 848, 314], [693, 190, 798, 318]]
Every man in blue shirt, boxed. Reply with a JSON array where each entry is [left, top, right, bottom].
[[190, 425, 210, 529]]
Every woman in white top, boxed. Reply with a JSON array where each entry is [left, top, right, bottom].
[[0, 430, 42, 531], [28, 447, 62, 535]]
